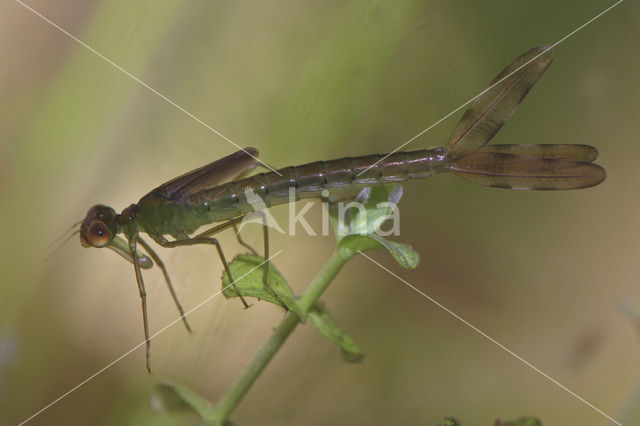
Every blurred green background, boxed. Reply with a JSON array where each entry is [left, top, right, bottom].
[[1, 1, 639, 425]]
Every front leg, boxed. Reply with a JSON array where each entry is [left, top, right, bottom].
[[128, 237, 152, 374], [136, 237, 192, 334], [160, 236, 251, 309]]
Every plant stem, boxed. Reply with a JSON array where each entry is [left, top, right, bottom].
[[211, 247, 356, 423]]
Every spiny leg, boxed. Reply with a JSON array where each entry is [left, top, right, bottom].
[[161, 236, 251, 309], [258, 213, 285, 309], [198, 215, 244, 238], [232, 223, 259, 256], [129, 237, 152, 374], [191, 216, 252, 307], [190, 215, 284, 308], [137, 237, 192, 334], [232, 215, 285, 309]]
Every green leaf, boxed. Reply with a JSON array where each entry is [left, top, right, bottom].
[[328, 202, 349, 243], [330, 184, 402, 239], [308, 303, 364, 363], [438, 417, 461, 426], [337, 233, 419, 269], [151, 383, 214, 422], [337, 233, 381, 252], [366, 234, 420, 269], [327, 184, 419, 269], [351, 184, 403, 235], [222, 254, 304, 319]]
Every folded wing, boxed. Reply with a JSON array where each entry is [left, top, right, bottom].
[[479, 144, 599, 162], [447, 47, 554, 159], [449, 151, 605, 190], [151, 148, 260, 201]]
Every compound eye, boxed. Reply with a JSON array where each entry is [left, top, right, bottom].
[[87, 221, 111, 247]]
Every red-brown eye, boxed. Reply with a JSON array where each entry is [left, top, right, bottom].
[[87, 221, 111, 247]]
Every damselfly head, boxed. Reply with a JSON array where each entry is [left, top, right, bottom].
[[80, 205, 118, 248]]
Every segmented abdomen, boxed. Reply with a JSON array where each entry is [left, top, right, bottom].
[[190, 148, 446, 222]]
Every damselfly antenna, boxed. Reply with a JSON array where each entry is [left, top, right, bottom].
[[44, 219, 82, 262]]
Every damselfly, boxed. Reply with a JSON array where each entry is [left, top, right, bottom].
[[73, 46, 605, 372]]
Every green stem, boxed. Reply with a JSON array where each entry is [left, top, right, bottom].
[[210, 247, 356, 423]]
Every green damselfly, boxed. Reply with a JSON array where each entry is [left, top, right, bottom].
[[74, 47, 605, 372]]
